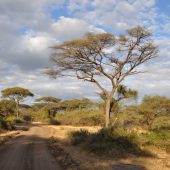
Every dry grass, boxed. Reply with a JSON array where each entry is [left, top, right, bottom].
[[0, 131, 20, 144], [49, 125, 170, 170], [48, 125, 101, 139]]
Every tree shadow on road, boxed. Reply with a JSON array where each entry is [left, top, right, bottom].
[[112, 163, 147, 170]]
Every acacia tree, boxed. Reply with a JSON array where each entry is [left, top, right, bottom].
[[1, 87, 34, 117], [99, 85, 138, 114], [46, 26, 158, 127], [35, 96, 61, 104]]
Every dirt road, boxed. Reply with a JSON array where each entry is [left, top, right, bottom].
[[0, 124, 61, 170]]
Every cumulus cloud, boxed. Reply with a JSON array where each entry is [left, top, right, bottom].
[[50, 17, 104, 41], [67, 0, 157, 31], [0, 0, 170, 101]]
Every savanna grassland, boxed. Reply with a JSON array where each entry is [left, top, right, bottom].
[[1, 92, 170, 170]]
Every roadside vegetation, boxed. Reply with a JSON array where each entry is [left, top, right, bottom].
[[0, 87, 34, 131], [0, 85, 169, 157]]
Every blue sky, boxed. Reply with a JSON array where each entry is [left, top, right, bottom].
[[0, 0, 170, 102]]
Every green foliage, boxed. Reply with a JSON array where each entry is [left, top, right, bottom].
[[143, 96, 170, 114], [58, 99, 93, 111], [69, 127, 149, 156], [55, 109, 104, 126], [117, 85, 138, 99], [31, 109, 49, 122], [0, 99, 16, 116], [41, 103, 59, 112], [1, 87, 34, 117], [35, 96, 61, 103], [98, 93, 120, 114], [139, 129, 170, 151], [139, 96, 170, 129], [2, 87, 34, 101], [0, 117, 14, 130], [5, 116, 24, 124], [23, 115, 32, 122], [31, 103, 47, 111], [69, 129, 89, 145]]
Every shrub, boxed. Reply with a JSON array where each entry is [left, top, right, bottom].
[[47, 118, 60, 125], [55, 109, 104, 126], [139, 129, 170, 151], [69, 129, 89, 145], [68, 127, 149, 156], [23, 115, 32, 122], [31, 110, 49, 122], [6, 116, 23, 124], [0, 118, 14, 130]]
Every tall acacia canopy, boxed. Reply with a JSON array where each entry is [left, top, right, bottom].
[[1, 87, 34, 117], [46, 26, 158, 127], [35, 96, 61, 104]]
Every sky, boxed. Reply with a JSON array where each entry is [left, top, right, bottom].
[[0, 0, 170, 103]]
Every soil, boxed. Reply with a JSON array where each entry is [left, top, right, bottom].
[[49, 125, 170, 170], [0, 123, 61, 170]]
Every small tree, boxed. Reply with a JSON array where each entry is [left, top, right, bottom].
[[139, 96, 170, 129], [0, 99, 16, 117], [35, 96, 61, 104], [1, 87, 34, 117], [46, 26, 158, 127]]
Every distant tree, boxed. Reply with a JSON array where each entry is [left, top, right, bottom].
[[46, 26, 158, 127], [1, 87, 34, 117], [143, 96, 170, 114], [139, 96, 170, 129], [35, 96, 61, 104], [0, 99, 16, 117], [60, 99, 85, 111]]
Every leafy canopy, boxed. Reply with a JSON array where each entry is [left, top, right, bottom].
[[46, 26, 158, 95], [2, 87, 34, 102], [35, 96, 61, 103]]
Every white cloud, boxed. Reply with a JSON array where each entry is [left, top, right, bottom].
[[67, 0, 157, 30], [50, 16, 104, 41], [0, 0, 170, 102]]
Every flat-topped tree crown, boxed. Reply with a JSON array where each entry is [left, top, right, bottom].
[[46, 26, 158, 127], [2, 87, 34, 100], [35, 96, 61, 104], [1, 87, 34, 117]]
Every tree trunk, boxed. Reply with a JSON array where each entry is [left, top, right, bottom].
[[105, 97, 111, 128], [16, 101, 19, 117]]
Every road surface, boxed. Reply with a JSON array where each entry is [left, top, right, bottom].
[[0, 124, 61, 170]]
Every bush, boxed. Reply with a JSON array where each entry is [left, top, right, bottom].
[[23, 115, 32, 122], [0, 118, 14, 130], [55, 109, 104, 126], [31, 110, 49, 122], [47, 118, 60, 125], [6, 116, 24, 124], [68, 127, 149, 156], [139, 129, 170, 151], [69, 129, 89, 145]]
